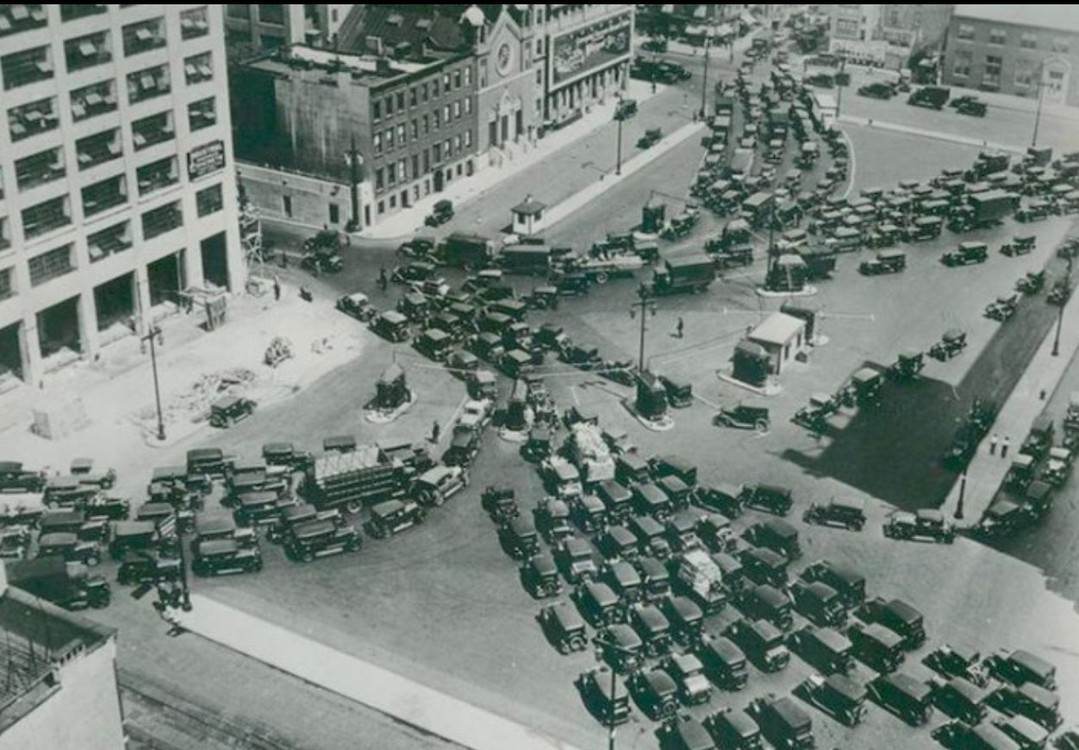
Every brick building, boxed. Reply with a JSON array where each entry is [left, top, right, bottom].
[[223, 4, 353, 57], [0, 4, 243, 390], [942, 5, 1079, 106]]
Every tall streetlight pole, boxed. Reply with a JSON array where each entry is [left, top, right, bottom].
[[614, 93, 624, 176], [1031, 64, 1047, 148], [593, 635, 637, 750], [141, 325, 166, 442], [700, 30, 711, 119], [629, 284, 658, 372], [1052, 255, 1073, 357], [345, 136, 363, 232]]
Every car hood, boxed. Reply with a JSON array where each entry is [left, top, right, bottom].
[[683, 674, 711, 696]]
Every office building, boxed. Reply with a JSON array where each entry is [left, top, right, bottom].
[[942, 5, 1079, 105], [0, 4, 243, 390], [223, 4, 353, 56]]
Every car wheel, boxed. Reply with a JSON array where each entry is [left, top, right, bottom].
[[86, 555, 100, 568], [346, 500, 361, 514], [302, 550, 315, 563], [755, 419, 769, 433]]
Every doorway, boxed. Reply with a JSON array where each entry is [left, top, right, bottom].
[[200, 232, 230, 290]]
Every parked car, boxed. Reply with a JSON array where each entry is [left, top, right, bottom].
[[538, 602, 588, 654], [868, 672, 935, 726], [798, 672, 868, 726]]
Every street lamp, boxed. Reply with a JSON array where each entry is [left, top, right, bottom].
[[592, 635, 637, 750], [700, 29, 712, 119], [141, 325, 166, 442], [629, 284, 658, 372], [344, 136, 364, 232], [1031, 62, 1048, 148], [614, 92, 624, 176]]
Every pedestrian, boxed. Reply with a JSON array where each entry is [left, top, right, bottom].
[[281, 249, 289, 268], [1001, 436, 1010, 459], [378, 266, 388, 291], [273, 275, 281, 301], [431, 420, 441, 443], [989, 433, 998, 455], [651, 80, 657, 94], [676, 317, 685, 339]]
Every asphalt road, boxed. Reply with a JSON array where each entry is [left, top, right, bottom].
[[74, 41, 1079, 750]]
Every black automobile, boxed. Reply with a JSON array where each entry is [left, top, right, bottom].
[[788, 625, 856, 675], [627, 667, 679, 720], [629, 602, 673, 657], [284, 519, 360, 562], [698, 634, 749, 690], [538, 602, 588, 654], [191, 538, 262, 577], [741, 584, 794, 630], [741, 484, 793, 515], [803, 497, 867, 531], [209, 396, 257, 429], [364, 499, 426, 539], [857, 596, 926, 650], [800, 559, 867, 608], [703, 708, 762, 750], [499, 515, 540, 559], [798, 672, 868, 727], [740, 546, 789, 588], [577, 667, 632, 726], [598, 624, 645, 673], [730, 618, 790, 672], [117, 550, 181, 586], [790, 579, 847, 627], [987, 682, 1062, 731], [868, 672, 934, 726], [0, 460, 45, 492], [748, 696, 815, 750], [858, 81, 895, 99], [661, 595, 705, 647], [425, 199, 454, 226], [931, 676, 991, 725], [848, 622, 905, 673], [744, 519, 801, 559], [714, 403, 770, 431], [521, 552, 562, 599]]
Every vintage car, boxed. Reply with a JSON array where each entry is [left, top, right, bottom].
[[191, 538, 262, 577], [283, 519, 360, 562], [883, 509, 956, 543], [984, 649, 1056, 691], [799, 672, 868, 726], [335, 291, 376, 321], [803, 497, 867, 531], [364, 499, 426, 539], [741, 484, 793, 516], [714, 403, 770, 431], [576, 667, 632, 726], [868, 672, 934, 726], [538, 602, 588, 654], [498, 515, 540, 559], [857, 596, 927, 650], [929, 329, 968, 360]]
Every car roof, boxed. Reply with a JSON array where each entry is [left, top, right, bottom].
[[973, 724, 1023, 750], [768, 696, 811, 730], [564, 536, 591, 555], [508, 516, 536, 536], [584, 580, 619, 606], [547, 602, 585, 630], [884, 598, 923, 623], [761, 518, 798, 537], [864, 623, 904, 647], [633, 604, 669, 631], [1009, 649, 1054, 677], [292, 519, 337, 537], [825, 673, 866, 701], [196, 514, 237, 535], [197, 538, 239, 556], [809, 626, 852, 651], [607, 624, 643, 649], [38, 532, 78, 545], [643, 668, 678, 694], [529, 552, 557, 575], [635, 483, 667, 503], [753, 584, 789, 607], [666, 596, 703, 620], [371, 499, 405, 517], [606, 525, 637, 545]]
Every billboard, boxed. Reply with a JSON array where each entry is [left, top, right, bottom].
[[550, 10, 632, 87], [187, 140, 226, 181]]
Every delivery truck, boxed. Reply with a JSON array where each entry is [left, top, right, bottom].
[[652, 255, 716, 295]]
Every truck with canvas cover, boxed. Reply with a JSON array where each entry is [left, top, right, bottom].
[[728, 148, 755, 180], [653, 255, 716, 295], [303, 445, 410, 513], [673, 548, 726, 614], [440, 232, 492, 267], [567, 422, 615, 487]]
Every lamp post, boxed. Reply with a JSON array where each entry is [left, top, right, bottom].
[[141, 325, 166, 442], [835, 55, 848, 117], [345, 136, 363, 232], [593, 635, 637, 750], [700, 30, 711, 119], [1031, 64, 1047, 148], [629, 284, 658, 372], [1052, 254, 1073, 356], [614, 92, 624, 176], [954, 471, 966, 520]]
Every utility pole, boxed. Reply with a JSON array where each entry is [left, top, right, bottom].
[[345, 135, 363, 232], [700, 30, 711, 119], [1052, 255, 1073, 356], [141, 325, 166, 442], [1032, 65, 1046, 148], [614, 93, 624, 176]]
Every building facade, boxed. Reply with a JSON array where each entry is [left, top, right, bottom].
[[0, 4, 243, 389], [223, 4, 352, 56], [828, 4, 953, 68], [0, 563, 124, 750], [534, 5, 634, 125], [942, 5, 1079, 106]]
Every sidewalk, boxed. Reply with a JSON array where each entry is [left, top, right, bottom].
[[176, 594, 583, 750], [838, 114, 1026, 155], [940, 291, 1079, 527], [362, 78, 662, 241]]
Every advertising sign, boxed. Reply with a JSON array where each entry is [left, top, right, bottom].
[[187, 140, 226, 181], [550, 11, 632, 86]]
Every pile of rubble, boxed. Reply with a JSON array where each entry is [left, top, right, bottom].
[[133, 367, 256, 429]]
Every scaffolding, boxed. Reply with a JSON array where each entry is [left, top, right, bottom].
[[239, 184, 263, 273]]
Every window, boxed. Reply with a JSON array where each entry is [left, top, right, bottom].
[[71, 80, 117, 122], [375, 167, 384, 190], [1015, 62, 1035, 88], [385, 126, 394, 149], [464, 130, 472, 148], [985, 55, 1003, 76], [65, 31, 112, 73], [443, 104, 450, 122], [423, 114, 429, 134], [28, 244, 74, 287], [464, 97, 471, 114], [61, 5, 107, 22], [387, 162, 396, 186], [536, 68, 543, 85], [443, 73, 450, 89], [411, 119, 418, 139], [123, 17, 166, 57], [82, 174, 127, 216], [1052, 37, 1070, 53], [1020, 33, 1037, 49], [423, 149, 430, 173], [988, 28, 1007, 45], [260, 34, 284, 50], [136, 155, 179, 196], [87, 220, 132, 262], [329, 203, 339, 224], [422, 83, 429, 101], [188, 97, 216, 130], [396, 92, 405, 111], [433, 143, 441, 163], [0, 267, 12, 300], [228, 5, 252, 20], [184, 52, 213, 86], [8, 96, 58, 142], [433, 79, 439, 97], [433, 110, 440, 129], [132, 111, 174, 150], [196, 184, 223, 217], [22, 196, 71, 239], [180, 7, 210, 40], [373, 100, 381, 121], [16, 147, 65, 191], [411, 154, 419, 177], [952, 49, 972, 78], [454, 70, 462, 88], [464, 68, 471, 86], [454, 134, 462, 152], [374, 133, 382, 155], [389, 194, 396, 209], [76, 128, 122, 171], [2, 45, 53, 90], [258, 4, 285, 25], [281, 194, 292, 217], [142, 201, 182, 239], [127, 64, 171, 104], [399, 158, 407, 181], [410, 87, 417, 106], [956, 23, 975, 41], [453, 101, 461, 118], [536, 39, 543, 55], [377, 200, 384, 215], [0, 4, 47, 38], [445, 138, 452, 156], [385, 95, 393, 115]]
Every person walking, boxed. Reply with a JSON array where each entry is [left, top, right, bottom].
[[378, 266, 388, 291], [676, 317, 685, 339], [431, 420, 441, 444], [1001, 436, 1010, 459], [989, 433, 998, 455], [273, 275, 281, 301]]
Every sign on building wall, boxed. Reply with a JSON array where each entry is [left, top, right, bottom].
[[550, 10, 632, 86], [188, 140, 226, 181]]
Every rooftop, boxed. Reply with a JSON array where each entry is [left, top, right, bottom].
[[0, 578, 114, 730], [749, 312, 806, 346], [953, 5, 1079, 34], [243, 44, 436, 85]]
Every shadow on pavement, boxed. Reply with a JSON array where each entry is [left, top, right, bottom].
[[782, 287, 1061, 508]]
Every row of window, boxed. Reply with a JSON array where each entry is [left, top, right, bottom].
[[955, 23, 1071, 53], [8, 90, 217, 148], [373, 131, 473, 192], [375, 161, 474, 217], [373, 97, 472, 156], [1, 7, 210, 91], [951, 52, 1062, 90], [372, 67, 473, 122]]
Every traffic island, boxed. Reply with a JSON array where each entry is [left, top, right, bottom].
[[364, 364, 416, 424]]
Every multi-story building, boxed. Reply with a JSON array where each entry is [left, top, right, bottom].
[[827, 4, 954, 68], [0, 563, 125, 750], [223, 4, 353, 55], [534, 5, 634, 125], [0, 4, 243, 389], [942, 5, 1079, 106]]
